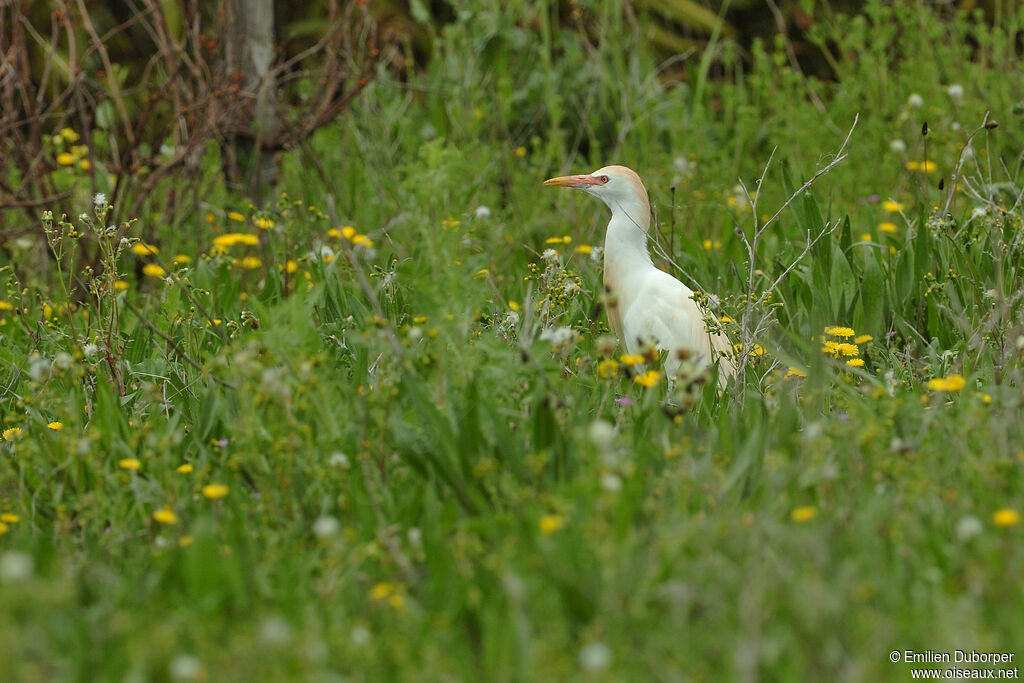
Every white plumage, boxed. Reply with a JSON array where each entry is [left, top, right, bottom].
[[544, 165, 735, 385]]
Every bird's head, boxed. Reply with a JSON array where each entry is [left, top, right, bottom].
[[544, 165, 649, 219]]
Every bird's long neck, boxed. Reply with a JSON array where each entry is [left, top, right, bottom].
[[602, 198, 653, 342]]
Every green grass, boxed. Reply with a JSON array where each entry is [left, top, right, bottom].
[[2, 2, 1024, 680]]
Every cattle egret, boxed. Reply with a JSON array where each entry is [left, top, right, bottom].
[[544, 165, 735, 385]]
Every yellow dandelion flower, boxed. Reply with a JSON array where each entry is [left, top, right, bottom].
[[238, 256, 262, 269], [906, 160, 937, 172], [825, 326, 855, 338], [846, 358, 865, 367], [179, 536, 193, 547], [176, 463, 193, 474], [131, 243, 159, 256], [854, 334, 873, 344], [56, 152, 74, 166], [212, 232, 259, 248], [1, 513, 19, 524], [201, 483, 229, 500], [634, 369, 661, 387], [860, 233, 872, 242], [927, 374, 966, 392], [574, 245, 592, 254], [879, 222, 899, 233], [411, 315, 428, 324], [119, 458, 141, 470], [539, 514, 565, 534], [835, 343, 859, 357], [0, 523, 7, 535], [351, 234, 374, 247], [205, 212, 216, 224], [514, 146, 527, 158], [114, 280, 129, 291], [474, 269, 489, 279], [341, 226, 357, 239], [227, 211, 245, 222], [47, 422, 63, 430], [142, 264, 166, 277], [785, 366, 806, 379], [327, 227, 343, 239], [619, 354, 645, 365], [3, 427, 22, 441], [0, 301, 12, 311], [883, 200, 904, 212], [719, 315, 734, 323], [508, 301, 520, 311], [369, 582, 395, 600], [79, 159, 91, 171], [153, 508, 178, 525], [790, 506, 818, 522], [992, 509, 1020, 527], [173, 254, 191, 264], [597, 359, 619, 379], [254, 217, 275, 230]]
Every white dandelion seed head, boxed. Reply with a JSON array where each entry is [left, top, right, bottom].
[[540, 326, 575, 347], [0, 551, 34, 581], [889, 139, 907, 153], [541, 248, 560, 264], [312, 515, 340, 538], [956, 516, 983, 541], [946, 84, 964, 99], [474, 205, 492, 219], [93, 192, 106, 207], [579, 642, 612, 671], [907, 93, 924, 108]]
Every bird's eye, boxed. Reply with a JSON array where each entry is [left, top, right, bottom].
[[599, 175, 610, 184]]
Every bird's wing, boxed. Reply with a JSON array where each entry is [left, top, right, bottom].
[[621, 270, 732, 373]]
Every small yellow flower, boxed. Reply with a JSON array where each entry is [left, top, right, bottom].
[[597, 359, 619, 379], [238, 256, 262, 269], [47, 422, 63, 430], [60, 127, 79, 142], [176, 463, 193, 474], [369, 582, 395, 600], [905, 160, 937, 172], [790, 506, 818, 522], [79, 159, 91, 171], [634, 369, 661, 387], [860, 233, 872, 242], [351, 234, 374, 247], [411, 315, 427, 324], [254, 217, 275, 230], [927, 374, 966, 392], [785, 366, 806, 379], [142, 264, 166, 277], [0, 301, 12, 311], [508, 301, 520, 311], [131, 243, 159, 256], [201, 484, 229, 500], [879, 222, 899, 233], [824, 326, 855, 338], [119, 458, 141, 470], [992, 509, 1020, 527], [114, 279, 129, 291], [574, 245, 592, 254], [474, 269, 489, 279], [173, 254, 191, 264], [283, 260, 299, 274], [619, 354, 645, 365], [212, 232, 259, 248], [56, 152, 74, 166], [179, 536, 194, 547], [846, 358, 865, 367], [205, 213, 216, 224], [341, 225, 357, 239], [0, 513, 19, 524], [514, 146, 527, 158], [153, 508, 178, 524], [3, 427, 22, 441], [854, 334, 873, 344], [0, 523, 7, 535], [883, 200, 904, 213], [539, 514, 565, 534], [227, 211, 245, 222]]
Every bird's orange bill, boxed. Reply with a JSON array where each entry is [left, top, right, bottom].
[[544, 174, 601, 188]]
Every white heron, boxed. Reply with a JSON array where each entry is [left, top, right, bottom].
[[544, 165, 735, 386]]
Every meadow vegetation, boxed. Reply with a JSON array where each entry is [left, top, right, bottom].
[[1, 2, 1023, 680]]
